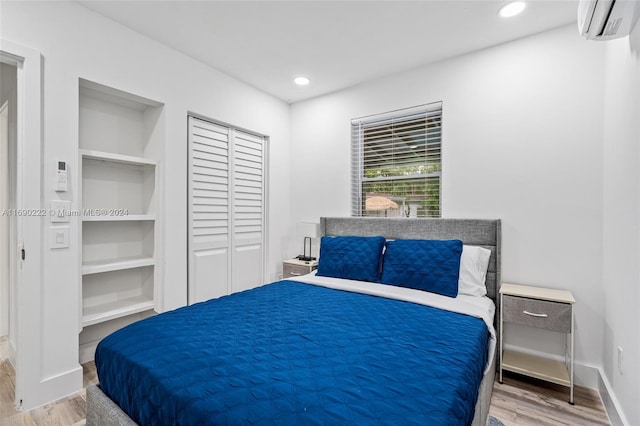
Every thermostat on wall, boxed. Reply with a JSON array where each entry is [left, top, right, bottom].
[[56, 161, 68, 192]]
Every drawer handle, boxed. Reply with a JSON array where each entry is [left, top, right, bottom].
[[523, 310, 548, 318], [289, 272, 302, 276]]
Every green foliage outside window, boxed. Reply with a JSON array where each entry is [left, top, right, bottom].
[[362, 177, 440, 218]]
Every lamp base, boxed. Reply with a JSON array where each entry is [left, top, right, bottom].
[[296, 255, 316, 262]]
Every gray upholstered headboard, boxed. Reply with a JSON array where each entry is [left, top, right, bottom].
[[319, 217, 502, 305]]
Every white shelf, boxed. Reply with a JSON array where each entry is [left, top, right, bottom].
[[80, 149, 156, 167], [82, 296, 155, 327], [82, 214, 155, 222], [82, 256, 155, 275], [502, 349, 570, 387]]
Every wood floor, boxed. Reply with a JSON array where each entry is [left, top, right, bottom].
[[0, 358, 96, 425], [489, 373, 610, 425], [1, 341, 610, 425]]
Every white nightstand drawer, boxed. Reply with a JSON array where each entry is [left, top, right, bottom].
[[503, 295, 571, 333]]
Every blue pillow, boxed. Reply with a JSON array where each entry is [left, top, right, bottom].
[[316, 236, 386, 282], [380, 239, 463, 298]]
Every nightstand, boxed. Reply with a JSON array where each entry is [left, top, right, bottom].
[[499, 283, 576, 404], [282, 259, 318, 278]]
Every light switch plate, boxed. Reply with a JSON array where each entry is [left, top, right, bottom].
[[50, 200, 71, 223], [50, 226, 69, 249]]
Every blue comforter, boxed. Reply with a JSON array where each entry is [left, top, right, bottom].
[[95, 281, 489, 425]]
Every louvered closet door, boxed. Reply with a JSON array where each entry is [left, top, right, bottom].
[[188, 116, 265, 304], [231, 130, 264, 293], [188, 117, 231, 303]]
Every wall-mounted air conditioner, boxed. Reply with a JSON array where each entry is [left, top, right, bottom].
[[578, 0, 640, 40]]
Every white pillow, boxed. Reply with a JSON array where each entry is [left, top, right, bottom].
[[458, 245, 492, 297]]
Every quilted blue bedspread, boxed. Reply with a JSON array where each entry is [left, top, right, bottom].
[[95, 281, 489, 426]]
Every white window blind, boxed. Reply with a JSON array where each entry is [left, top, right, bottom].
[[351, 102, 442, 218]]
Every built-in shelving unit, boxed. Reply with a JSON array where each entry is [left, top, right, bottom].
[[78, 79, 164, 362]]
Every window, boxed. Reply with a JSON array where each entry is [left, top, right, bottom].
[[351, 102, 442, 218]]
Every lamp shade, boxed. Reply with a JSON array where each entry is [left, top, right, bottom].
[[296, 222, 320, 238]]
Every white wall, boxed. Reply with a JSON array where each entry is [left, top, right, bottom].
[[0, 1, 290, 409], [602, 23, 640, 426], [291, 25, 606, 376]]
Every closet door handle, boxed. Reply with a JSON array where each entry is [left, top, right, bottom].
[[523, 310, 548, 318]]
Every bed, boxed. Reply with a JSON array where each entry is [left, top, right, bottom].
[[87, 217, 501, 426]]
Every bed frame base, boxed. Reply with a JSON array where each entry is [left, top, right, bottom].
[[86, 385, 136, 426]]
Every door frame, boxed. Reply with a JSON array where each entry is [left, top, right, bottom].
[[0, 39, 43, 411], [0, 99, 9, 343]]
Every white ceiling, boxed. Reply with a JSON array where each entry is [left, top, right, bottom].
[[78, 0, 579, 103]]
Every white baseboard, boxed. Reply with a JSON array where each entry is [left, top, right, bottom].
[[597, 367, 628, 426], [79, 340, 99, 364], [18, 365, 83, 412]]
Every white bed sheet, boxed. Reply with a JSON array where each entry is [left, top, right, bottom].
[[289, 271, 496, 373]]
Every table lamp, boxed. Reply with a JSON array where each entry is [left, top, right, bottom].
[[295, 222, 319, 262]]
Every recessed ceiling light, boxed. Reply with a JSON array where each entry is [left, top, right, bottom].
[[498, 1, 526, 18], [294, 76, 310, 86]]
